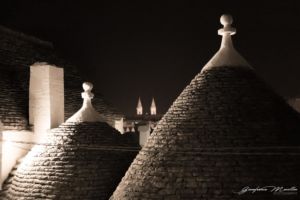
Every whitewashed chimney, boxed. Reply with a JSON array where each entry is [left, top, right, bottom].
[[29, 62, 64, 137]]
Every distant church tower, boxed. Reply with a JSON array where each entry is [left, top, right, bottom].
[[136, 97, 143, 115], [150, 98, 157, 115]]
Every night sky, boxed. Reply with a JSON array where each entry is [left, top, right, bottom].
[[1, 1, 300, 115]]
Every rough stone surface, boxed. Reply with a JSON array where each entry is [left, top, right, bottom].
[[0, 68, 29, 130], [0, 25, 123, 130], [110, 66, 300, 200], [1, 122, 139, 200]]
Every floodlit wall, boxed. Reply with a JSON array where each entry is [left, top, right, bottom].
[[29, 63, 64, 140], [138, 123, 150, 146], [1, 130, 33, 189], [114, 118, 124, 134]]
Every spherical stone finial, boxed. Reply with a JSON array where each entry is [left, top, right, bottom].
[[83, 82, 93, 92], [66, 81, 104, 123], [218, 14, 236, 36], [220, 14, 233, 26]]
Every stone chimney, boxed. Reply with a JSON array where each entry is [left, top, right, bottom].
[[29, 62, 64, 138]]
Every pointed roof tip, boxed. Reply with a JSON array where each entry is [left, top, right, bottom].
[[201, 14, 252, 72], [66, 82, 105, 123], [137, 97, 142, 108], [151, 97, 156, 107]]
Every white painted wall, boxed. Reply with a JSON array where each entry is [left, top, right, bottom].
[[138, 123, 151, 146], [114, 118, 124, 134], [1, 130, 33, 189], [29, 62, 64, 140]]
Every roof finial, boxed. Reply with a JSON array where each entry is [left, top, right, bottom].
[[218, 14, 237, 49], [66, 82, 104, 123], [82, 82, 94, 101], [218, 14, 236, 36], [201, 14, 251, 71]]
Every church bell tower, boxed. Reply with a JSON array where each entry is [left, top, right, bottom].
[[136, 97, 143, 115], [150, 98, 157, 115]]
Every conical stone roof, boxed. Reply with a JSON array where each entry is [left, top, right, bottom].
[[2, 82, 139, 200], [110, 15, 300, 200]]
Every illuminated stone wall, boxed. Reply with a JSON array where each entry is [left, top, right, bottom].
[[1, 130, 33, 192], [29, 63, 64, 137]]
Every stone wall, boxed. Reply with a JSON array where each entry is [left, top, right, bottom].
[[0, 68, 29, 130]]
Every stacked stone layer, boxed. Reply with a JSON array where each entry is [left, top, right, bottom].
[[2, 122, 139, 200], [0, 68, 29, 129], [0, 26, 123, 130], [111, 66, 300, 200]]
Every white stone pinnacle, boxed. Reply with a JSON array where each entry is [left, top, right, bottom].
[[66, 82, 105, 123], [136, 97, 143, 115], [201, 14, 252, 72], [151, 98, 156, 108]]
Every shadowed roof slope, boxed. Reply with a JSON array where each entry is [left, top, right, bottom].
[[110, 15, 300, 200]]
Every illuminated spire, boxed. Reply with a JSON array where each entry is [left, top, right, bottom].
[[150, 98, 157, 115], [201, 14, 251, 72], [66, 82, 104, 122], [136, 97, 143, 115]]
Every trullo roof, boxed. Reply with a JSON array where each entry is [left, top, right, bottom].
[[1, 82, 139, 200], [110, 14, 300, 200]]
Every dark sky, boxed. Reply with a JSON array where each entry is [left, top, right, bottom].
[[1, 0, 300, 115]]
